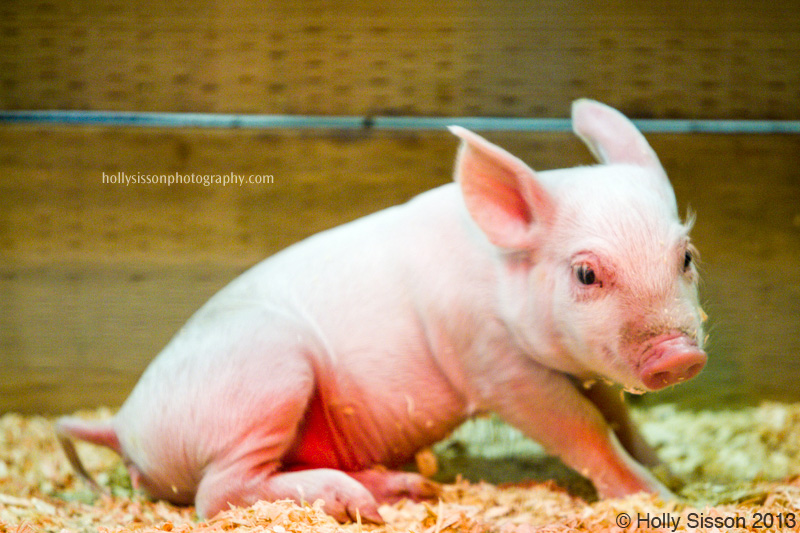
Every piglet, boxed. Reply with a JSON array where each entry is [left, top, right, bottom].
[[57, 100, 707, 523]]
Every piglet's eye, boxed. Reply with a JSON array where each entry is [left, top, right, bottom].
[[683, 250, 693, 271], [575, 265, 596, 285]]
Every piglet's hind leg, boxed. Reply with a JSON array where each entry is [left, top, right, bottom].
[[195, 463, 384, 524]]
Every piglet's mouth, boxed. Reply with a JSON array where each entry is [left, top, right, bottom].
[[637, 333, 707, 390]]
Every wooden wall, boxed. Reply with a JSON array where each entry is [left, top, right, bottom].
[[1, 1, 799, 414], [1, 0, 799, 119], [2, 126, 799, 414]]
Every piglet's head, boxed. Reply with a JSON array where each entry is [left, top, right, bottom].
[[449, 99, 707, 392]]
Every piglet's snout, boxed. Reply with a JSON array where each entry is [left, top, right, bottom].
[[639, 335, 707, 390]]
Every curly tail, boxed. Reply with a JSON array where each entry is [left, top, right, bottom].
[[55, 416, 122, 494]]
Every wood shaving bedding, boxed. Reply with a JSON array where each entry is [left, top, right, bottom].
[[1, 404, 799, 532]]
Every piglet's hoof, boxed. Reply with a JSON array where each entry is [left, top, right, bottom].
[[351, 469, 443, 504]]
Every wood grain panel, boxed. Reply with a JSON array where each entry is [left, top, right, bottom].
[[0, 0, 798, 119]]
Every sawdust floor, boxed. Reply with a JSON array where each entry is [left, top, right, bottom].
[[1, 403, 800, 532]]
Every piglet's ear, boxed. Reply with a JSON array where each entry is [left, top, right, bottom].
[[572, 99, 679, 213], [449, 126, 554, 250], [572, 99, 662, 170]]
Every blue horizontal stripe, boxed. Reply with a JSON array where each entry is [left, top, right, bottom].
[[1, 110, 798, 134]]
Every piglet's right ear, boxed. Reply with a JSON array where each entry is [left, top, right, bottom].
[[449, 126, 554, 250]]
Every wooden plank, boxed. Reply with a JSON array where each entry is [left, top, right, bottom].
[[0, 262, 240, 414], [0, 126, 455, 263], [0, 125, 798, 413], [0, 1, 798, 119]]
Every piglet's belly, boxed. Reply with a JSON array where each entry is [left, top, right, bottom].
[[282, 389, 454, 472]]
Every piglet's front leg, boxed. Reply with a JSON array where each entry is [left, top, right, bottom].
[[484, 361, 672, 499], [580, 381, 684, 492], [579, 381, 661, 468]]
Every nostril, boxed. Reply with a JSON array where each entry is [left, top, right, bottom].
[[684, 362, 704, 379], [649, 371, 673, 386], [644, 367, 688, 389]]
